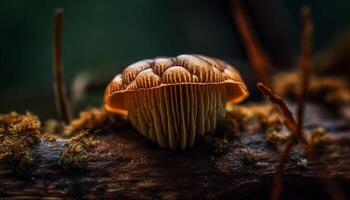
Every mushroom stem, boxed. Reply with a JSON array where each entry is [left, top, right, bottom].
[[53, 8, 72, 123], [230, 0, 271, 86]]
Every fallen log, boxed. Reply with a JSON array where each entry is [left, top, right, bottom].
[[0, 104, 349, 199]]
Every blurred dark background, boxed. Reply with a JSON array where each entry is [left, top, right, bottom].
[[0, 0, 349, 119]]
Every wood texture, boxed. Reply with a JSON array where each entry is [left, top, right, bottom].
[[0, 104, 349, 199]]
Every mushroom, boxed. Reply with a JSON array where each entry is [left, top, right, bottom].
[[104, 54, 249, 149]]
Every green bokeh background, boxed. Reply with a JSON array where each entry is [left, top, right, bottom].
[[0, 0, 349, 119]]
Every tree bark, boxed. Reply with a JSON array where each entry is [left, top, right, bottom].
[[0, 104, 349, 199]]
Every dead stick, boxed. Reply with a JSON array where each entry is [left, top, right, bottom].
[[256, 83, 297, 134], [256, 83, 299, 200], [230, 0, 271, 86], [53, 9, 71, 123], [258, 6, 346, 199], [296, 7, 313, 146], [296, 7, 345, 200], [271, 138, 295, 200]]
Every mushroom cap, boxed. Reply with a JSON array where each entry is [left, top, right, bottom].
[[104, 54, 249, 115]]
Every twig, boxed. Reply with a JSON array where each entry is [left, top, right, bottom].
[[296, 7, 313, 146], [258, 6, 347, 200], [256, 83, 302, 200], [256, 83, 297, 135], [296, 7, 346, 200], [270, 138, 295, 200], [230, 0, 271, 86], [256, 11, 314, 199], [53, 9, 72, 123]]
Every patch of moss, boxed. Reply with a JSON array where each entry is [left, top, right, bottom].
[[265, 127, 292, 144], [226, 105, 258, 133], [58, 132, 97, 171], [203, 104, 286, 156], [42, 134, 57, 142], [43, 119, 62, 135], [0, 112, 41, 173], [273, 72, 350, 106], [310, 127, 327, 149], [63, 108, 125, 136], [226, 104, 283, 134]]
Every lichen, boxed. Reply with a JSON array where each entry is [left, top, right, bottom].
[[0, 112, 41, 173], [58, 132, 97, 171]]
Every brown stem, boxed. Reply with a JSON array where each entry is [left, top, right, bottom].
[[271, 138, 296, 200], [296, 6, 313, 147], [296, 7, 345, 200], [53, 8, 71, 123], [256, 83, 297, 134], [256, 83, 300, 200], [257, 7, 346, 199], [230, 0, 271, 86]]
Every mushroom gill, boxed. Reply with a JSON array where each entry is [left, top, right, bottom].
[[104, 54, 249, 149]]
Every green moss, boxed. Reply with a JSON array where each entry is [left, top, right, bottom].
[[0, 112, 41, 173], [58, 132, 96, 171]]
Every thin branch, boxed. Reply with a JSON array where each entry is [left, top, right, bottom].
[[296, 6, 313, 147], [295, 7, 346, 200], [230, 0, 271, 86], [257, 6, 346, 199], [256, 83, 301, 200], [256, 83, 297, 134], [53, 8, 72, 123], [270, 138, 295, 200]]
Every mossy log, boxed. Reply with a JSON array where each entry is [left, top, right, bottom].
[[0, 104, 350, 199]]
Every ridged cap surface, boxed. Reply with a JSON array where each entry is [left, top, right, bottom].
[[104, 54, 249, 115]]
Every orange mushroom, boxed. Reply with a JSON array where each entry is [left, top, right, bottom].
[[104, 54, 248, 149]]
